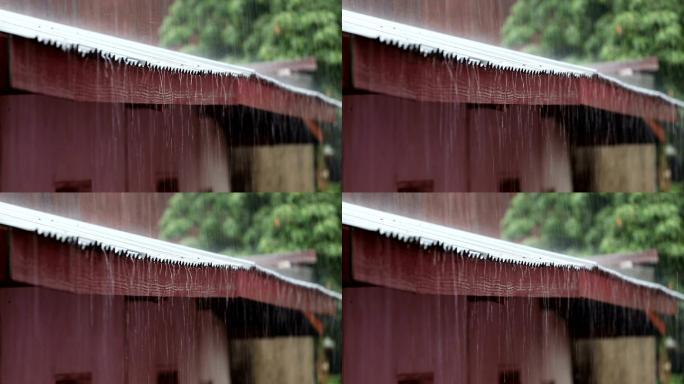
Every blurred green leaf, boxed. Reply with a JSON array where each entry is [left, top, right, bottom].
[[160, 193, 341, 290], [503, 0, 684, 96], [160, 0, 341, 97], [502, 193, 684, 290]]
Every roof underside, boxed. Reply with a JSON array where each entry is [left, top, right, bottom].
[[0, 9, 340, 121], [586, 249, 659, 266], [342, 10, 683, 122], [0, 202, 340, 314], [342, 202, 684, 314]]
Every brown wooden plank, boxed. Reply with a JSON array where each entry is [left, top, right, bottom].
[[9, 37, 338, 123], [0, 227, 9, 281], [350, 228, 678, 314], [342, 226, 352, 285], [644, 118, 667, 143], [350, 37, 678, 122], [9, 230, 338, 315], [342, 34, 353, 92], [0, 34, 9, 91]]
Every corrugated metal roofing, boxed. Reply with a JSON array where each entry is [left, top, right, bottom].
[[342, 9, 684, 109], [0, 202, 341, 301], [342, 202, 684, 301], [0, 9, 341, 109]]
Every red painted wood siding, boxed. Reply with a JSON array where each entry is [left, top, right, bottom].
[[348, 37, 678, 123], [348, 228, 678, 314], [342, 287, 574, 384], [342, 94, 574, 192], [8, 229, 338, 315], [0, 95, 231, 192], [0, 288, 232, 383], [8, 37, 337, 122], [0, 228, 8, 281]]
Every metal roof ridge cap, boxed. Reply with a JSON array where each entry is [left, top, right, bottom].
[[0, 10, 253, 74], [252, 72, 342, 108], [342, 9, 684, 110], [595, 72, 684, 108], [596, 264, 684, 301], [0, 9, 341, 109], [0, 202, 256, 267], [0, 201, 341, 301], [342, 202, 596, 267], [342, 9, 599, 75], [252, 263, 342, 300], [342, 202, 684, 302]]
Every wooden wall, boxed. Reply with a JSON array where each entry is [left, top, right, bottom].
[[0, 95, 231, 193], [0, 287, 232, 384], [343, 95, 573, 194], [343, 287, 573, 384]]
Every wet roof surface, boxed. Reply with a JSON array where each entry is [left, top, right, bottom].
[[0, 202, 341, 301], [342, 202, 684, 301], [0, 9, 341, 108], [342, 9, 684, 109]]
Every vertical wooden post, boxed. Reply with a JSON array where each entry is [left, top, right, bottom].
[[0, 228, 9, 282]]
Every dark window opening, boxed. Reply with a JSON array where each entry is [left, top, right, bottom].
[[156, 177, 179, 192], [397, 180, 434, 193], [466, 103, 506, 112], [55, 180, 92, 192], [125, 296, 160, 303], [498, 178, 521, 193], [467, 296, 505, 304], [157, 371, 178, 384], [125, 103, 164, 111], [499, 370, 521, 384], [229, 151, 254, 192], [397, 372, 434, 384], [55, 373, 92, 384]]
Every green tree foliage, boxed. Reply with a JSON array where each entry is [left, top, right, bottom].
[[502, 193, 684, 288], [502, 0, 684, 95], [160, 0, 341, 96], [159, 193, 341, 290]]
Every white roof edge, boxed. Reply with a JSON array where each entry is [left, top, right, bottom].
[[342, 202, 684, 302], [342, 9, 684, 110], [0, 9, 341, 110], [0, 202, 341, 301]]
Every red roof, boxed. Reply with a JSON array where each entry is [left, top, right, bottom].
[[0, 10, 340, 122], [343, 10, 682, 123], [343, 203, 683, 315], [0, 203, 340, 315]]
